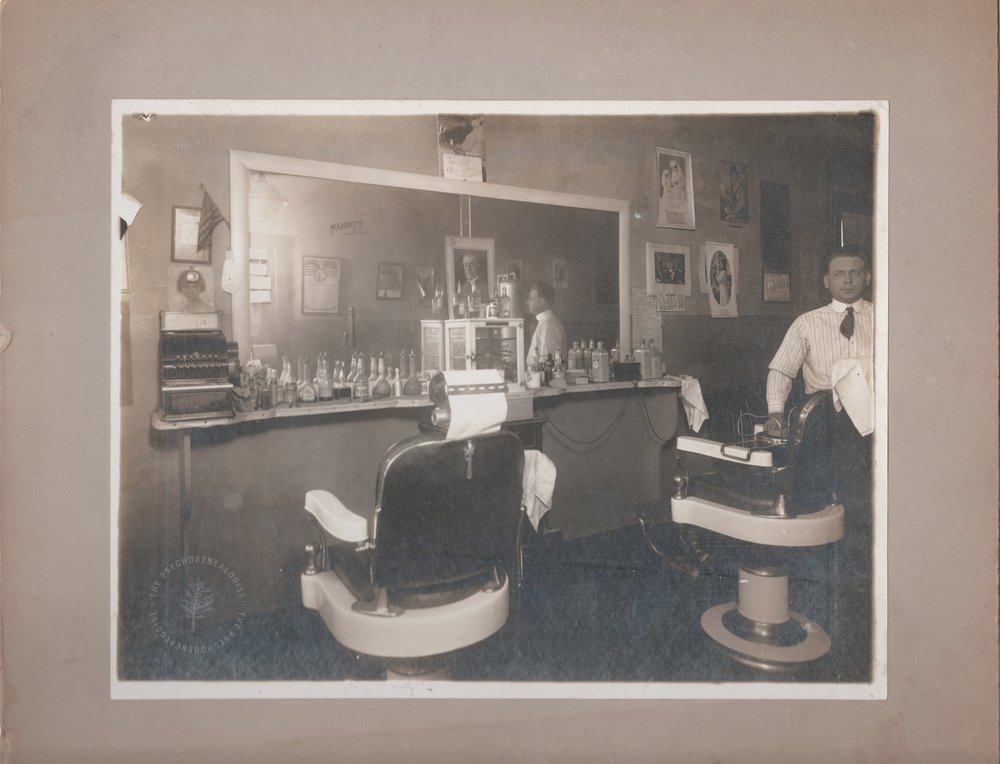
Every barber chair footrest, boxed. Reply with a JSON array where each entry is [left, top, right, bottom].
[[701, 602, 832, 669], [302, 571, 509, 659], [671, 496, 844, 547]]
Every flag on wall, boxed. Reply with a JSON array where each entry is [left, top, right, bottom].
[[197, 184, 228, 252]]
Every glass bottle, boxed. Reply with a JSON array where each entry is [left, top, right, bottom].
[[352, 356, 370, 400], [315, 353, 334, 401], [337, 357, 347, 400], [592, 341, 610, 383], [372, 354, 391, 398], [432, 285, 445, 319], [403, 350, 422, 397], [399, 349, 409, 382], [391, 367, 403, 397], [279, 356, 296, 406], [583, 340, 594, 379], [298, 358, 317, 403], [468, 281, 482, 318]]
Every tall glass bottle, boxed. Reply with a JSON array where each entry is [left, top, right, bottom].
[[403, 349, 421, 397], [468, 281, 482, 318], [279, 356, 296, 406], [399, 349, 409, 383], [315, 353, 334, 401], [298, 358, 317, 403], [372, 353, 392, 398]]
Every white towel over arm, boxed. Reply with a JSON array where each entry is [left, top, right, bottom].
[[830, 358, 874, 436]]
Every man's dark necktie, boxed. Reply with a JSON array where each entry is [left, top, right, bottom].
[[840, 306, 855, 339]]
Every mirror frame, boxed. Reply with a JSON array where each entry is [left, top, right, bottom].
[[229, 150, 631, 363]]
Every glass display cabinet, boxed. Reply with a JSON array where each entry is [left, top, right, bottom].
[[420, 320, 447, 375], [421, 318, 525, 386]]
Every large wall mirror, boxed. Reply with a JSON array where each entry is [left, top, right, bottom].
[[229, 150, 630, 366]]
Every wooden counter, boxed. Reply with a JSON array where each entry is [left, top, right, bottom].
[[149, 378, 683, 613]]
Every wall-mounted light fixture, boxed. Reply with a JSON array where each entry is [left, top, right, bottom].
[[249, 171, 289, 219]]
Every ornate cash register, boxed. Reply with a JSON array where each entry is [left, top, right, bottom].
[[159, 311, 240, 421]]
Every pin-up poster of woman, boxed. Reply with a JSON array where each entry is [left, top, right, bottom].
[[656, 146, 695, 230], [701, 242, 739, 318]]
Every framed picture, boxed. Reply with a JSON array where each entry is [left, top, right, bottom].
[[301, 256, 341, 314], [701, 242, 739, 318], [645, 242, 692, 297], [655, 147, 695, 230], [719, 159, 750, 224], [171, 206, 210, 263], [413, 265, 435, 301], [552, 258, 568, 289], [506, 259, 522, 280], [375, 261, 404, 301], [445, 236, 495, 318]]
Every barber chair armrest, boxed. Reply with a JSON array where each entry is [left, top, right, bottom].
[[305, 489, 370, 543], [677, 435, 774, 468]]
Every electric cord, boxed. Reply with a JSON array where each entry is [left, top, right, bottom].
[[638, 387, 676, 442], [635, 511, 708, 577], [541, 381, 638, 446]]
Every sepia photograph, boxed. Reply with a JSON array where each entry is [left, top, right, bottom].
[[116, 106, 879, 696], [2, 3, 996, 762]]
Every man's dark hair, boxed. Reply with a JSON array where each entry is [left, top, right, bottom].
[[530, 281, 556, 305], [824, 247, 870, 272]]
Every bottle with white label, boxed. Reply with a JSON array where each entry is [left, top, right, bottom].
[[591, 341, 610, 383]]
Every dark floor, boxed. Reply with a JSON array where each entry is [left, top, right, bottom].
[[120, 513, 873, 685]]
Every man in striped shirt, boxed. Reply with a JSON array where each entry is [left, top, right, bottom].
[[765, 249, 874, 519], [765, 249, 873, 433]]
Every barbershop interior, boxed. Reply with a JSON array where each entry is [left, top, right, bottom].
[[118, 109, 877, 685]]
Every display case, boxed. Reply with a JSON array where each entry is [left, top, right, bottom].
[[420, 320, 446, 375], [444, 318, 525, 386]]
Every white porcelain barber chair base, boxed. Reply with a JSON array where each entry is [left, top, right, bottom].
[[301, 564, 509, 674], [673, 390, 845, 671]]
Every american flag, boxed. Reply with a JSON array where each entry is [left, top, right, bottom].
[[197, 185, 228, 252]]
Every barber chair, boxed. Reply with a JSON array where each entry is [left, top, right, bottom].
[[301, 373, 526, 679], [671, 390, 844, 670]]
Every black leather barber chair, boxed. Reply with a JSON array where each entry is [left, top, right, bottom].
[[671, 390, 844, 670], [301, 390, 525, 679]]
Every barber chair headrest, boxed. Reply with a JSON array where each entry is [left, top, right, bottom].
[[428, 369, 509, 440]]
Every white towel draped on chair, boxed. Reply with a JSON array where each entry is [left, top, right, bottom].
[[522, 449, 556, 531]]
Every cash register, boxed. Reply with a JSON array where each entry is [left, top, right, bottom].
[[159, 311, 240, 421]]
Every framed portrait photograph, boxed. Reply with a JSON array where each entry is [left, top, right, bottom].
[[645, 242, 692, 297], [655, 146, 695, 230], [301, 255, 341, 315], [552, 258, 568, 289], [171, 206, 210, 263], [375, 261, 404, 301], [445, 236, 495, 318]]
